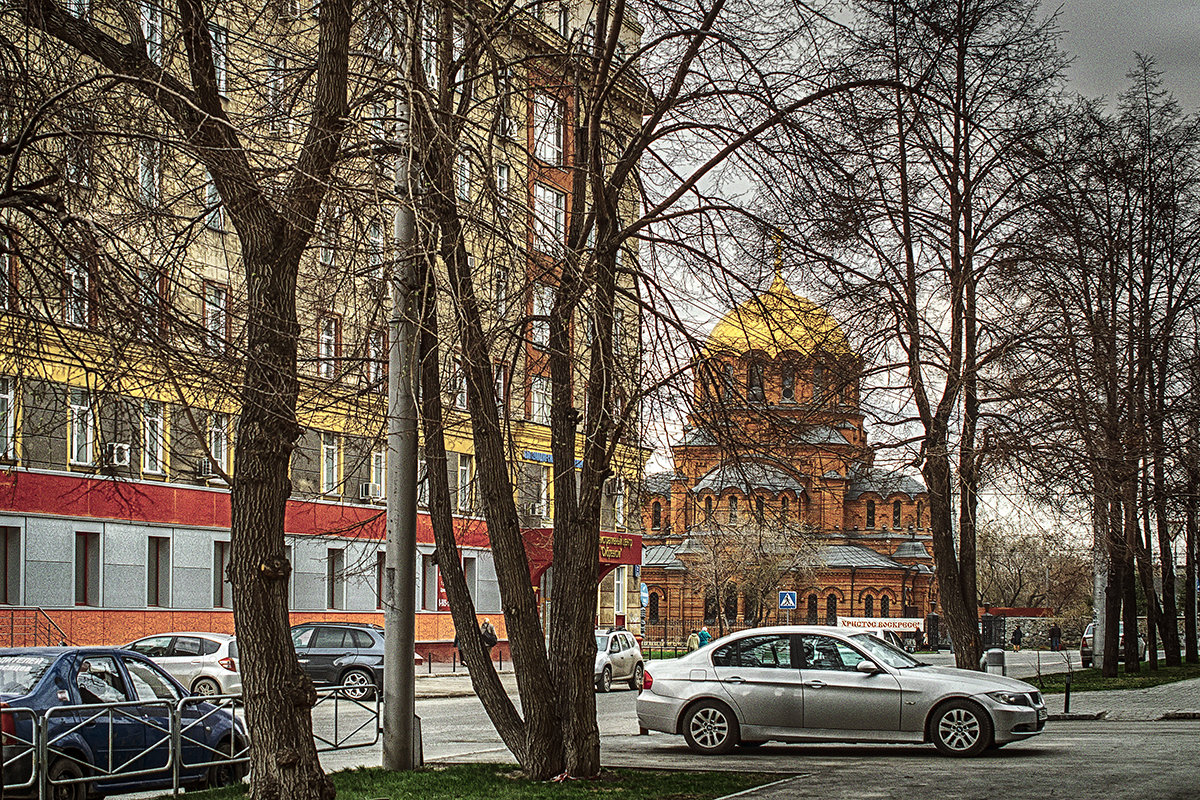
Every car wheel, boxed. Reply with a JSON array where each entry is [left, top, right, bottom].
[[192, 677, 221, 697], [931, 699, 993, 757], [47, 757, 87, 800], [596, 665, 612, 693], [340, 668, 376, 700], [682, 700, 739, 755], [206, 737, 247, 788], [629, 663, 644, 691]]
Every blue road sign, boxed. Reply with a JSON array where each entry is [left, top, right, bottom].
[[778, 590, 798, 610]]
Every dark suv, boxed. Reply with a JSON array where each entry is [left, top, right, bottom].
[[290, 622, 385, 699]]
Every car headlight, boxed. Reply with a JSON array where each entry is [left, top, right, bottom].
[[987, 691, 1031, 707]]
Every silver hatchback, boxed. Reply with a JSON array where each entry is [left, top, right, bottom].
[[636, 625, 1046, 757], [124, 631, 241, 696], [595, 629, 644, 692]]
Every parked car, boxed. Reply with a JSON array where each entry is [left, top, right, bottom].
[[124, 632, 241, 696], [636, 625, 1046, 757], [290, 622, 385, 699], [0, 647, 246, 799], [595, 628, 644, 692], [1080, 622, 1147, 668]]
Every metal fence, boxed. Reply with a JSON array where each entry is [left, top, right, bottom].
[[1, 684, 377, 799]]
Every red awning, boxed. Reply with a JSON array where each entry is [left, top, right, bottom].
[[522, 527, 641, 583]]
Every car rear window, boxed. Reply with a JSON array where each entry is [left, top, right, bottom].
[[350, 630, 374, 649], [0, 654, 55, 695], [228, 640, 238, 659]]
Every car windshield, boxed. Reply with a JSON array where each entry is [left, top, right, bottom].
[[0, 654, 56, 695], [595, 635, 607, 651], [849, 634, 923, 669]]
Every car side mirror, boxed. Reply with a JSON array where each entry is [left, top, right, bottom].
[[856, 660, 880, 674]]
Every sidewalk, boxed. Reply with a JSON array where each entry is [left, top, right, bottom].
[[414, 662, 517, 699], [1047, 675, 1200, 720]]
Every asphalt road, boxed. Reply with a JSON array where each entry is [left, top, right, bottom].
[[314, 685, 1200, 800]]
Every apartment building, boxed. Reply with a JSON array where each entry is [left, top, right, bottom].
[[0, 0, 646, 650]]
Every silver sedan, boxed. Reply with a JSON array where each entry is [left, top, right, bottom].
[[636, 625, 1046, 757]]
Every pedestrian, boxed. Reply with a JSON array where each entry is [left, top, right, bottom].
[[1010, 624, 1023, 652], [686, 630, 700, 652], [698, 626, 711, 647], [1048, 622, 1062, 652], [480, 618, 498, 657]]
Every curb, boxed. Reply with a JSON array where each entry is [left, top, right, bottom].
[[1160, 711, 1200, 720], [1047, 712, 1106, 721]]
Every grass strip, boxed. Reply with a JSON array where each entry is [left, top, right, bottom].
[[166, 763, 781, 800], [1029, 661, 1200, 693]]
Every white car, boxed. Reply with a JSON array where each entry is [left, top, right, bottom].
[[124, 631, 241, 696], [637, 625, 1046, 757], [595, 628, 644, 692]]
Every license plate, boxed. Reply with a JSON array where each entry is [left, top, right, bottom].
[[1038, 708, 1048, 721]]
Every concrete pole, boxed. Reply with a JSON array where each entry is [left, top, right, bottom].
[[382, 82, 421, 768]]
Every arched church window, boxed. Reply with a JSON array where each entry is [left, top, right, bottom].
[[864, 595, 874, 617], [825, 594, 838, 626], [781, 364, 796, 402], [812, 363, 826, 402], [917, 500, 923, 528], [651, 501, 662, 530], [806, 593, 818, 624], [866, 499, 876, 529], [780, 495, 789, 518], [728, 495, 738, 523], [704, 589, 718, 624], [748, 362, 765, 402], [755, 495, 764, 520], [881, 596, 890, 618], [893, 500, 901, 528], [648, 592, 661, 623], [724, 584, 738, 621], [704, 495, 713, 521], [743, 591, 758, 625]]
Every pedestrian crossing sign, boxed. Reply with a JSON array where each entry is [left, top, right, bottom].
[[778, 590, 797, 610]]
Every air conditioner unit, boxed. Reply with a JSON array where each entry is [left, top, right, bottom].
[[103, 443, 130, 467], [196, 457, 215, 478], [360, 482, 382, 500]]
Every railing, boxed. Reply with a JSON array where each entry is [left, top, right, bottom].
[[1, 607, 70, 647], [1, 684, 375, 800]]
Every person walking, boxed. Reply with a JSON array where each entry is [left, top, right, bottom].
[[1048, 622, 1062, 652], [698, 626, 712, 647], [686, 630, 700, 652], [480, 618, 498, 658], [1010, 624, 1023, 652]]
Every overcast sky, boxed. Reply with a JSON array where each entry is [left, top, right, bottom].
[[1054, 0, 1200, 112]]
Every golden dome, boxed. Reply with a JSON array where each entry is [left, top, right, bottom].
[[704, 275, 852, 359]]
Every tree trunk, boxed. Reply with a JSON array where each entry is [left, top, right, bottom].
[[925, 431, 980, 669], [230, 245, 334, 800], [1186, 475, 1198, 664]]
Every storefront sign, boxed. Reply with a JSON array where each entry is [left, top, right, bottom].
[[837, 616, 925, 632]]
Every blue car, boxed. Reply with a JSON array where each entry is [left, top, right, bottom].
[[0, 647, 247, 799]]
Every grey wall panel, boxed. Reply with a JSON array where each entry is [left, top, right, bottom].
[[103, 523, 145, 566], [475, 551, 501, 613], [172, 566, 211, 609], [22, 517, 75, 606], [171, 526, 216, 570], [344, 544, 382, 611], [290, 539, 325, 611], [102, 561, 142, 607]]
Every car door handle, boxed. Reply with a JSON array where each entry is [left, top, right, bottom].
[[297, 658, 310, 663], [803, 680, 826, 688], [725, 677, 745, 684]]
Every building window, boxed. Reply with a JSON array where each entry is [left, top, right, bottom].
[[463, 555, 478, 603], [647, 592, 660, 623], [755, 495, 764, 521], [376, 551, 385, 609], [204, 282, 228, 354], [704, 495, 713, 521], [454, 360, 468, 410], [781, 364, 796, 402], [0, 377, 13, 461], [64, 119, 92, 186], [67, 0, 89, 20], [209, 23, 228, 95], [495, 162, 510, 216], [206, 412, 229, 473], [421, 553, 438, 610], [137, 266, 165, 339], [866, 499, 875, 529], [68, 388, 93, 465], [613, 566, 625, 614], [321, 431, 339, 494], [367, 220, 385, 281], [917, 500, 923, 528], [142, 399, 164, 473], [812, 363, 826, 402], [455, 154, 471, 201], [147, 535, 170, 607], [531, 375, 551, 424], [723, 584, 738, 621], [531, 283, 552, 346], [780, 495, 789, 518], [806, 593, 818, 625], [212, 540, 231, 607], [420, 5, 440, 90], [1, 527, 20, 604], [651, 501, 662, 530], [893, 499, 902, 528], [728, 495, 738, 523], [138, 141, 160, 205], [864, 595, 874, 617], [417, 453, 428, 507], [747, 362, 765, 402], [880, 595, 890, 617], [825, 594, 837, 626], [532, 93, 563, 164], [317, 316, 340, 378], [533, 184, 565, 255], [327, 547, 345, 609], [371, 446, 385, 494], [64, 257, 91, 326], [493, 363, 509, 415], [367, 328, 386, 389], [534, 464, 551, 517], [268, 55, 287, 130], [74, 531, 100, 606], [457, 453, 474, 513], [204, 170, 224, 230], [613, 476, 625, 528]]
